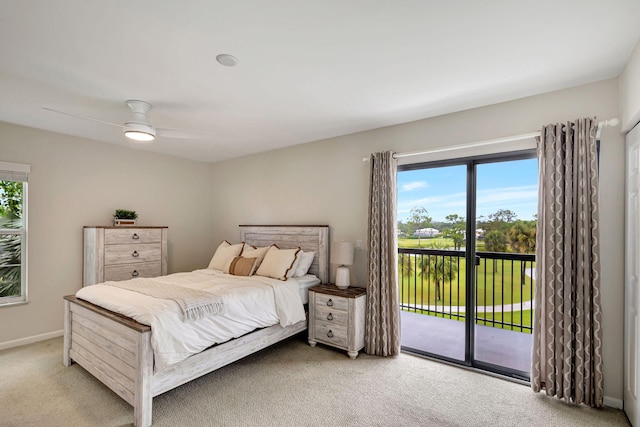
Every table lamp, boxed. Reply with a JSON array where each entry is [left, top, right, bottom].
[[332, 241, 354, 289]]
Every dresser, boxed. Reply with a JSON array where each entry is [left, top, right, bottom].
[[83, 226, 168, 286], [308, 284, 366, 359]]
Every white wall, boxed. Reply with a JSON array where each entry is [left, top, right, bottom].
[[209, 79, 625, 402], [0, 122, 214, 346], [620, 38, 640, 132]]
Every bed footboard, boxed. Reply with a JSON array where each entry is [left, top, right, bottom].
[[64, 295, 307, 427], [64, 296, 153, 427]]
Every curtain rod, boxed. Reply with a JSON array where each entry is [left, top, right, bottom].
[[362, 118, 620, 161]]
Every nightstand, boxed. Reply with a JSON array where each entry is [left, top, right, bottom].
[[308, 284, 366, 359]]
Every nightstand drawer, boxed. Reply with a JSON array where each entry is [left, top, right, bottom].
[[104, 243, 162, 265], [314, 322, 348, 348], [104, 228, 162, 245], [314, 293, 348, 311], [104, 262, 162, 281], [315, 305, 349, 326]]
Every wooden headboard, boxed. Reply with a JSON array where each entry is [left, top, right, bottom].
[[239, 225, 329, 284]]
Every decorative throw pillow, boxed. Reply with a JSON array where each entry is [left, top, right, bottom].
[[229, 256, 258, 276], [294, 251, 315, 277], [255, 246, 301, 281], [241, 245, 272, 271], [208, 240, 244, 271]]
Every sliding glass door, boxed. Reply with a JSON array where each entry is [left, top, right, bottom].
[[397, 151, 537, 379], [398, 164, 467, 362]]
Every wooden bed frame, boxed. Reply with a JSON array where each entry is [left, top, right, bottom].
[[63, 225, 329, 427]]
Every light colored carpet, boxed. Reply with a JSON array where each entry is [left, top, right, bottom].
[[0, 335, 630, 427]]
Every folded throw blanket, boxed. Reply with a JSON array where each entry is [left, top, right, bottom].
[[104, 278, 224, 321]]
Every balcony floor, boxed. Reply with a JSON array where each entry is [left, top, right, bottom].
[[400, 310, 532, 375]]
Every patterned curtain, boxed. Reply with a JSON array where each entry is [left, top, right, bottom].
[[531, 117, 604, 407], [365, 151, 401, 356]]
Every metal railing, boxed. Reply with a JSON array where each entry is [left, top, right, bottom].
[[398, 248, 535, 333]]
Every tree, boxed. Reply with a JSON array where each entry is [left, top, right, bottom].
[[479, 209, 518, 235], [0, 181, 22, 220], [507, 220, 536, 254], [397, 220, 411, 236], [484, 230, 507, 273], [0, 180, 23, 297], [487, 209, 517, 225], [407, 207, 432, 247], [442, 214, 465, 250], [418, 243, 458, 300], [484, 230, 507, 252], [398, 253, 414, 278]]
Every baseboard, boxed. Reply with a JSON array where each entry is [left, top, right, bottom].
[[604, 395, 623, 410], [0, 330, 64, 351]]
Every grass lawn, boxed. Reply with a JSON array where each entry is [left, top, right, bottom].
[[398, 256, 534, 307], [398, 239, 535, 330], [398, 237, 456, 249]]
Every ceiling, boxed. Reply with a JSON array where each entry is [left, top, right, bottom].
[[1, 1, 639, 163]]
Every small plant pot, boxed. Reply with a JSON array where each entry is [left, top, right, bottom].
[[114, 219, 137, 227]]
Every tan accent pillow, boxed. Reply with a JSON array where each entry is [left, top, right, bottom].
[[241, 245, 272, 271], [255, 246, 301, 281], [229, 257, 257, 276], [208, 241, 244, 271]]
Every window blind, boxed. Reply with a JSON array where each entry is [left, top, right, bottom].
[[0, 161, 30, 182]]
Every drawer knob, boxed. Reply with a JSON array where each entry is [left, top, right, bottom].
[[132, 250, 139, 258], [326, 298, 333, 307], [132, 233, 140, 240], [327, 330, 334, 338], [327, 313, 333, 321], [132, 270, 139, 277]]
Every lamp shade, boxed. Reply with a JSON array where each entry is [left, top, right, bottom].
[[331, 241, 354, 266]]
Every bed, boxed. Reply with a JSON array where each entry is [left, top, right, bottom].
[[63, 225, 329, 427]]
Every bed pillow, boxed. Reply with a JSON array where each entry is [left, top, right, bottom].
[[294, 251, 315, 277], [208, 241, 244, 271], [255, 246, 301, 281], [241, 245, 272, 271], [229, 256, 258, 276]]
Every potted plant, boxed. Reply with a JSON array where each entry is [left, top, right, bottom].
[[113, 209, 138, 227]]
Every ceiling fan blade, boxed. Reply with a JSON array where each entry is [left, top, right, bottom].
[[42, 107, 124, 128], [156, 127, 215, 139]]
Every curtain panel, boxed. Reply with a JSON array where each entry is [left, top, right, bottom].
[[531, 117, 604, 407], [365, 151, 401, 356]]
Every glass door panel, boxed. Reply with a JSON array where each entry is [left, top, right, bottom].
[[397, 164, 467, 362], [474, 158, 537, 377]]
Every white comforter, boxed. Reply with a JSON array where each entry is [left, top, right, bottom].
[[75, 269, 306, 371]]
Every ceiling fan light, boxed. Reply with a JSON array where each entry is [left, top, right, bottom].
[[124, 122, 156, 142]]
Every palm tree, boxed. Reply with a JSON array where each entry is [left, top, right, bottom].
[[0, 180, 23, 298], [484, 230, 507, 273], [418, 244, 458, 301], [507, 221, 536, 254], [398, 253, 414, 278], [0, 229, 21, 296]]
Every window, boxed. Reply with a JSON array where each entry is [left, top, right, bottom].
[[0, 161, 29, 306]]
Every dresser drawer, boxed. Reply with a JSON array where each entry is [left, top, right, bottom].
[[104, 262, 162, 282], [104, 243, 162, 265], [314, 322, 348, 348], [314, 293, 348, 312], [314, 304, 349, 327], [104, 228, 162, 245]]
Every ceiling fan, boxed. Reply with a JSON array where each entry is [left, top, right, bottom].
[[43, 100, 214, 143]]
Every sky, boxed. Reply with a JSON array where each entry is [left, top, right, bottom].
[[397, 158, 538, 223]]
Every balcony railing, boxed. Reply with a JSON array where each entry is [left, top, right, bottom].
[[398, 248, 535, 333]]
